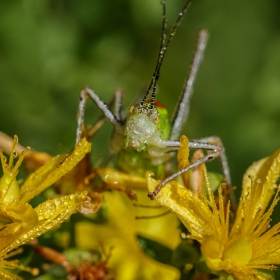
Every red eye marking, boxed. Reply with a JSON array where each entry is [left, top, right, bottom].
[[146, 99, 165, 109]]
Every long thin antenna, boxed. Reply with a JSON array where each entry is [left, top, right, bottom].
[[141, 0, 192, 109], [141, 0, 167, 107], [170, 29, 209, 140]]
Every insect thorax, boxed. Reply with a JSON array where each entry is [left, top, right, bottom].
[[110, 101, 171, 177], [116, 148, 163, 177]]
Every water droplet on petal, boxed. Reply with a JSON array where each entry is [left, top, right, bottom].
[[13, 150, 17, 158]]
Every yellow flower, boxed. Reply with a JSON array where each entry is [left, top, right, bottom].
[[0, 136, 92, 279], [0, 131, 148, 213], [147, 145, 280, 280], [75, 190, 181, 280]]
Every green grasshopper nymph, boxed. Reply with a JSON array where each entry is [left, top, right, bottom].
[[75, 0, 236, 209]]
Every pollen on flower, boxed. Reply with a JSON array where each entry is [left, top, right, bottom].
[[0, 135, 29, 206], [0, 248, 39, 279], [0, 135, 92, 279], [0, 135, 29, 175], [147, 146, 280, 280]]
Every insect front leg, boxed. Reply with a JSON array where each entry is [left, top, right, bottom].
[[190, 136, 236, 210], [148, 137, 236, 210], [155, 138, 222, 182], [113, 88, 125, 122], [170, 29, 209, 141], [76, 87, 124, 145], [190, 136, 231, 186]]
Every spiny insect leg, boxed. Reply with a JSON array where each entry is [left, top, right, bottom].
[[148, 148, 220, 200], [149, 137, 236, 211], [171, 29, 209, 141], [86, 91, 120, 140], [191, 136, 236, 210], [113, 89, 124, 122]]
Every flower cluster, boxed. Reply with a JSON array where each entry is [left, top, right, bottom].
[[148, 136, 280, 279], [2, 130, 280, 280], [0, 136, 92, 279]]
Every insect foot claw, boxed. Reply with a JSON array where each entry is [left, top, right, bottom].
[[147, 191, 157, 200]]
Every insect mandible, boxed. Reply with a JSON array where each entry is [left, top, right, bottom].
[[75, 0, 236, 209]]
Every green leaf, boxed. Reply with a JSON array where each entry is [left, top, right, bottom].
[[256, 269, 275, 280], [137, 235, 173, 265], [196, 258, 213, 274], [172, 239, 200, 267], [206, 172, 224, 193]]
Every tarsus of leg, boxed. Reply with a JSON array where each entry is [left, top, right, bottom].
[[149, 136, 237, 212], [148, 150, 219, 200]]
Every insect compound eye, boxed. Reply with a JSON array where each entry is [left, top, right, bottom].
[[129, 106, 135, 114], [153, 114, 160, 124], [147, 107, 160, 124]]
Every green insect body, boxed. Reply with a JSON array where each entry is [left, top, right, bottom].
[[116, 101, 171, 178]]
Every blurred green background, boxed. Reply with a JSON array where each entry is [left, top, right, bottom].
[[0, 0, 280, 189]]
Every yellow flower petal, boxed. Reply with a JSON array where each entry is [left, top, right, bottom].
[[232, 148, 280, 238], [96, 168, 147, 188], [19, 138, 91, 204], [148, 146, 280, 279], [0, 136, 92, 279], [177, 135, 191, 189], [0, 192, 89, 256], [147, 172, 214, 241], [76, 190, 180, 280]]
